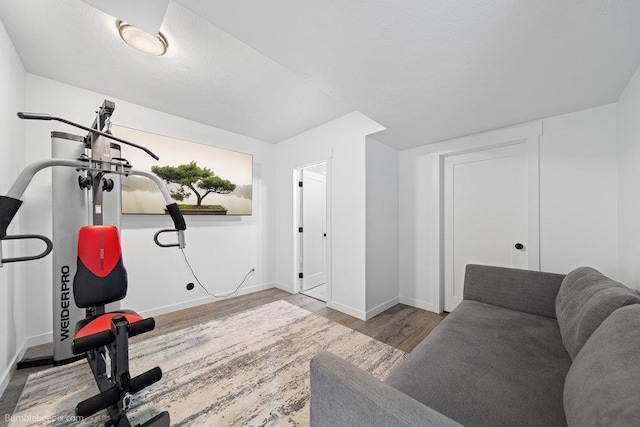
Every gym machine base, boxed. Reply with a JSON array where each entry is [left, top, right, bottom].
[[0, 100, 186, 427]]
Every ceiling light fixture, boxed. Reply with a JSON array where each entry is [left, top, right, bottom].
[[117, 21, 168, 56]]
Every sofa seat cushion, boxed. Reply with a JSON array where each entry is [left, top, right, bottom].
[[555, 267, 640, 360], [384, 300, 572, 427], [564, 304, 640, 426]]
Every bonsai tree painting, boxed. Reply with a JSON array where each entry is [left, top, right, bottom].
[[151, 162, 236, 213]]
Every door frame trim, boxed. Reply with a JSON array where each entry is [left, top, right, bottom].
[[427, 121, 542, 313], [292, 161, 331, 304]]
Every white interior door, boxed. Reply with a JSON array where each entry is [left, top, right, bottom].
[[444, 143, 528, 312], [301, 169, 326, 291]]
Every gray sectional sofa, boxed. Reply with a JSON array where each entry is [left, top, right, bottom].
[[310, 264, 640, 426]]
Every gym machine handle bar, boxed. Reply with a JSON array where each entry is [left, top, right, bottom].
[[154, 205, 187, 248], [0, 234, 53, 268], [17, 112, 160, 161], [0, 161, 187, 269], [154, 229, 183, 248]]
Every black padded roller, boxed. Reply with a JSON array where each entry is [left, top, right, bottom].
[[72, 317, 154, 355], [140, 411, 170, 427], [76, 385, 120, 418], [75, 367, 163, 418], [129, 317, 156, 338], [72, 330, 114, 355], [131, 366, 163, 393]]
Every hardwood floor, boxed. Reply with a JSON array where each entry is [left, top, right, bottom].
[[0, 288, 446, 424]]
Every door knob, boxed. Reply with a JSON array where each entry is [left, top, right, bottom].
[[514, 243, 524, 250]]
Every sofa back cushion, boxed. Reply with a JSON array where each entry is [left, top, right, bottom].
[[564, 304, 640, 426], [555, 267, 640, 360]]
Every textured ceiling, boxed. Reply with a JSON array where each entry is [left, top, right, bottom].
[[177, 0, 640, 149], [2, 1, 640, 149], [79, 0, 170, 35], [0, 1, 352, 143]]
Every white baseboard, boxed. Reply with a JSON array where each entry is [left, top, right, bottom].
[[366, 297, 399, 320], [139, 282, 276, 318], [329, 301, 366, 320], [274, 282, 293, 293], [0, 339, 28, 399], [26, 331, 53, 348], [399, 296, 440, 313], [0, 332, 55, 398], [138, 296, 211, 318]]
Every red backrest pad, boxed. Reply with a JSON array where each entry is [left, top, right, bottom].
[[77, 225, 122, 278]]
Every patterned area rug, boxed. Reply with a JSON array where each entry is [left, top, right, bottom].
[[10, 300, 406, 426]]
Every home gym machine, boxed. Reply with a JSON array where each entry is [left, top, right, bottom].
[[0, 100, 186, 426]]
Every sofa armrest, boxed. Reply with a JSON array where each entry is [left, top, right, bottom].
[[463, 264, 565, 318], [310, 351, 462, 427]]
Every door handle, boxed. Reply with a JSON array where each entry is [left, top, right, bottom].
[[514, 243, 524, 250]]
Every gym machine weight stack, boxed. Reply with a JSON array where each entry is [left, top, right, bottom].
[[32, 131, 124, 367]]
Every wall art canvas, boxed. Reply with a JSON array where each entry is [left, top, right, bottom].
[[113, 125, 253, 216]]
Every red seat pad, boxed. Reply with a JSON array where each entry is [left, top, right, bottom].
[[75, 312, 144, 339]]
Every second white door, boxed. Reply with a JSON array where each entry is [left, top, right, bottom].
[[444, 143, 528, 312], [301, 169, 326, 291]]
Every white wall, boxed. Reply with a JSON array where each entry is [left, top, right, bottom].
[[273, 112, 384, 319], [398, 149, 438, 311], [0, 17, 27, 396], [617, 64, 640, 291], [539, 104, 618, 277], [399, 104, 619, 313], [365, 137, 399, 318], [22, 75, 275, 341]]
